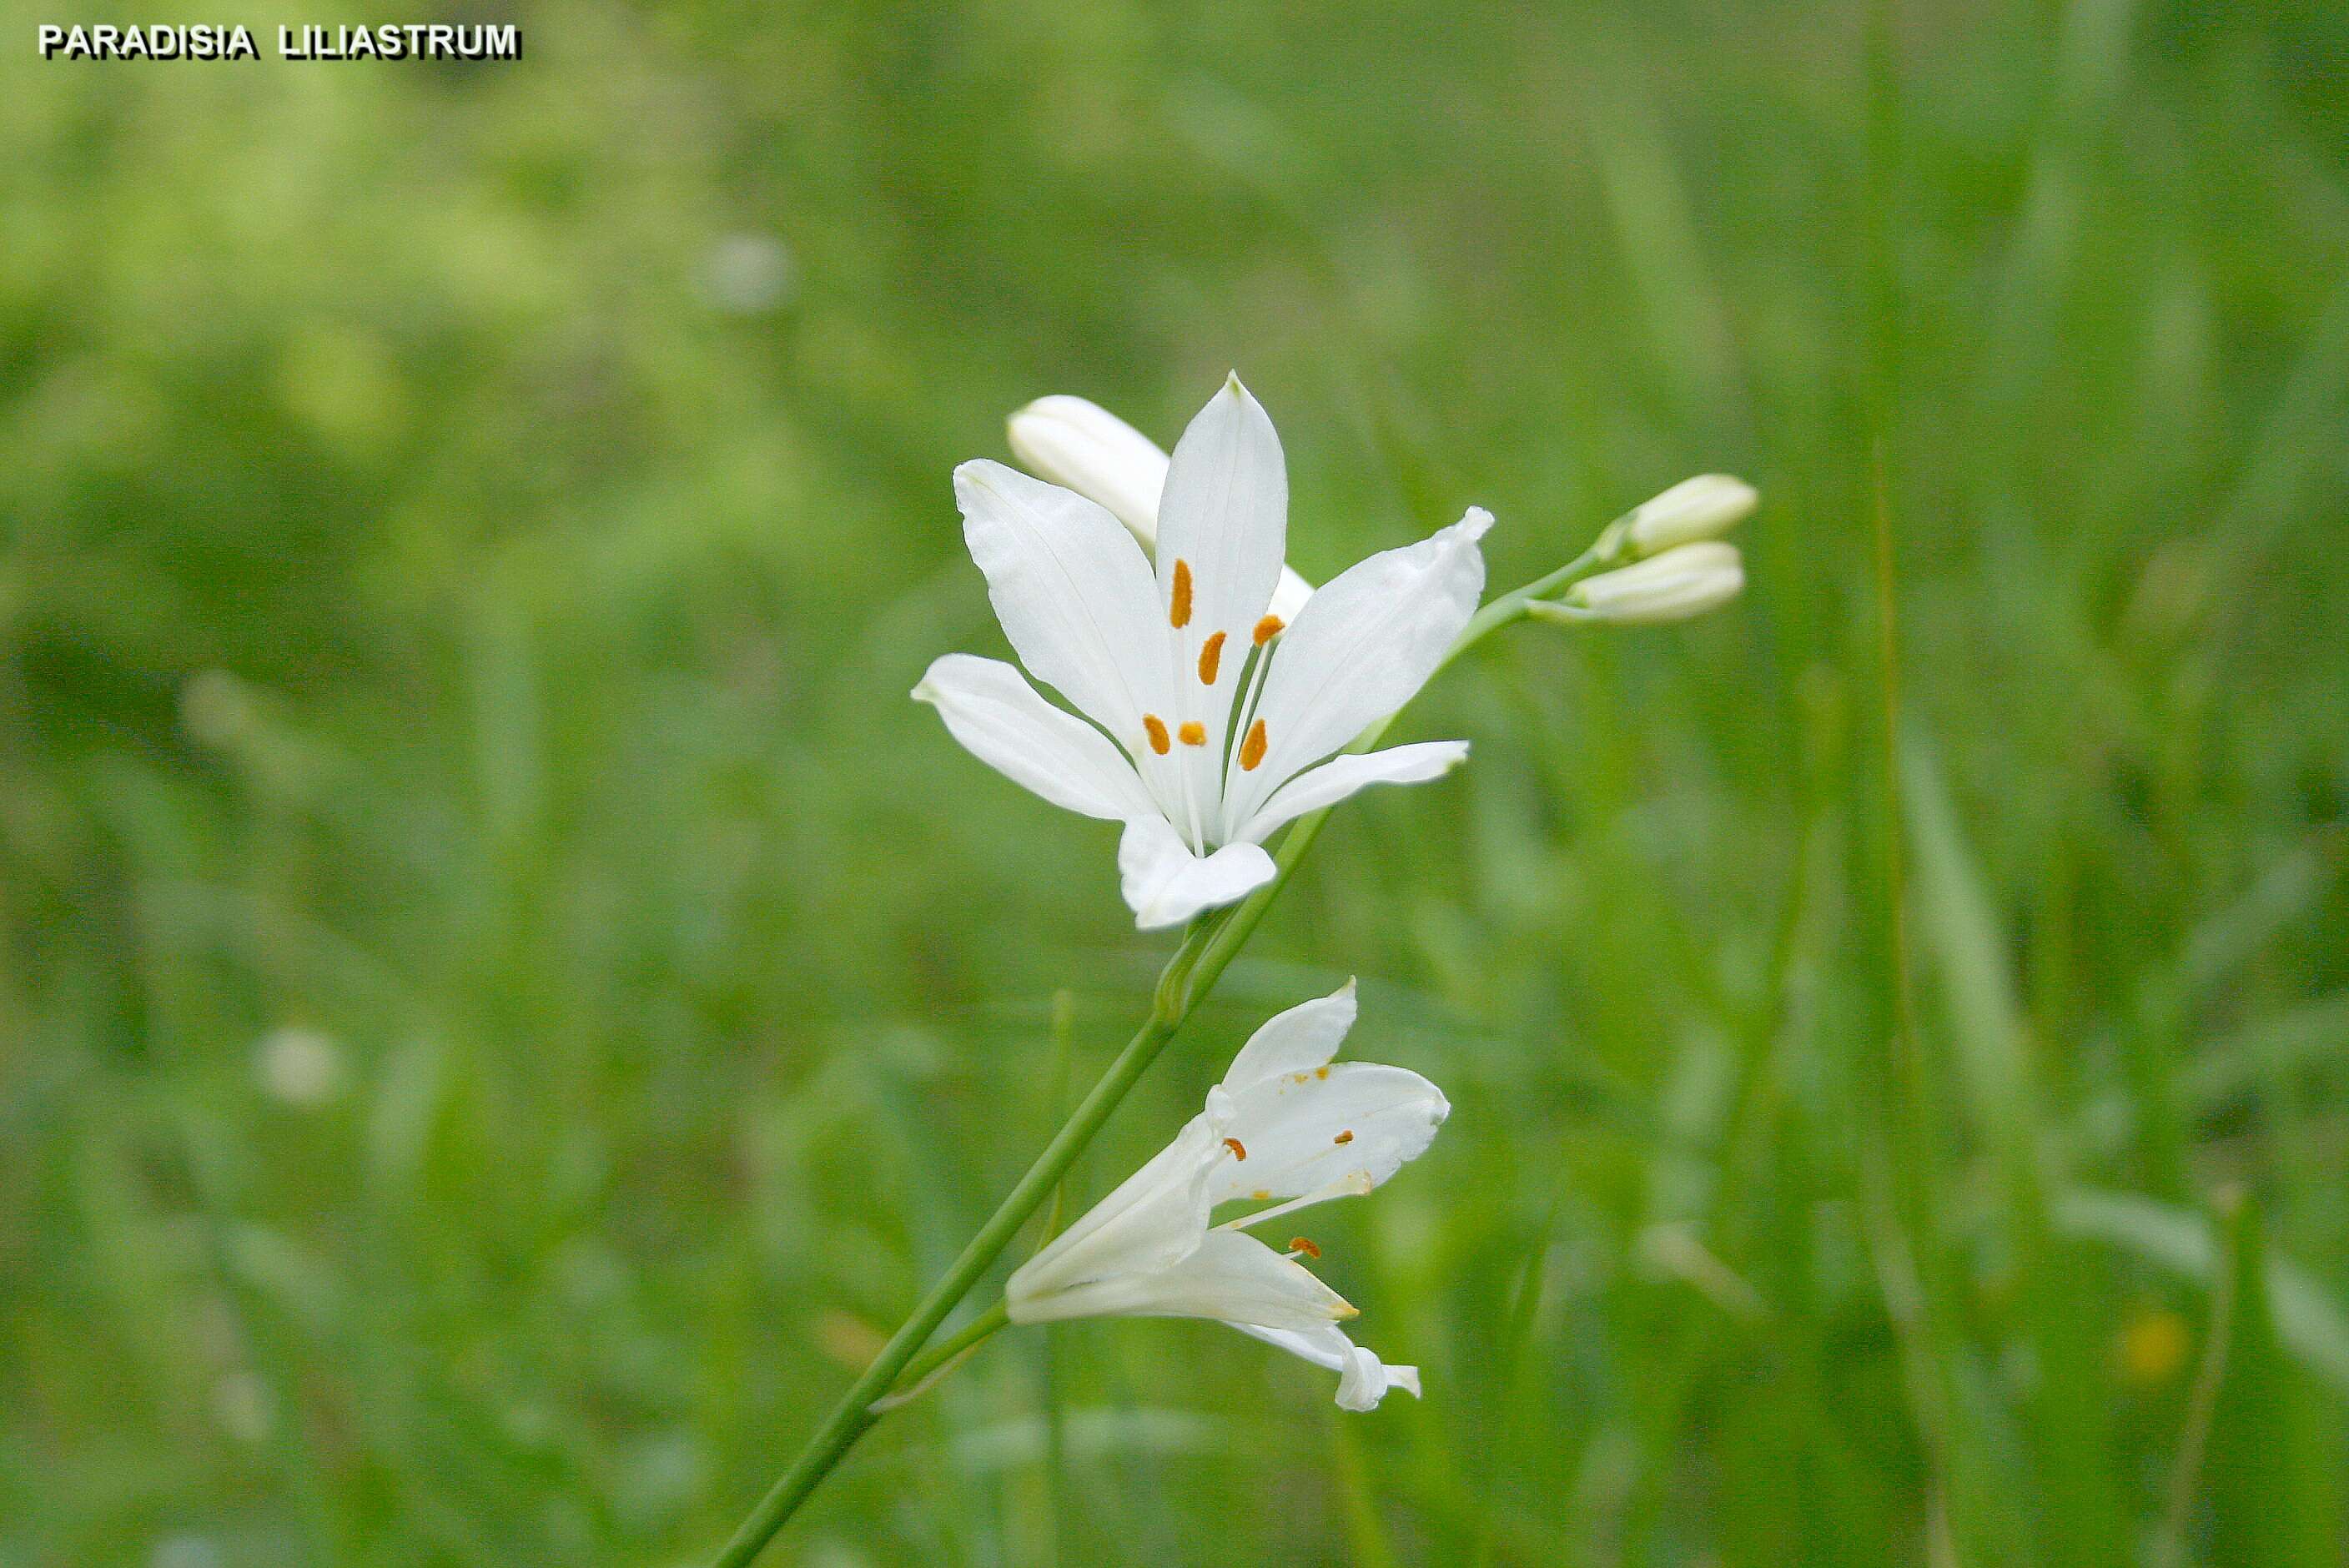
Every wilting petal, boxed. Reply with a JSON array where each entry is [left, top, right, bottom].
[[1008, 1117, 1221, 1314], [1224, 508, 1490, 835], [1221, 979, 1357, 1090], [953, 460, 1174, 757], [914, 654, 1158, 822], [1017, 1228, 1353, 1330], [1231, 741, 1469, 845], [1210, 1063, 1448, 1209], [1230, 1323, 1423, 1410], [1118, 816, 1276, 930]]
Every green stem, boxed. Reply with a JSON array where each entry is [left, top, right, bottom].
[[883, 1299, 1014, 1405], [709, 550, 1604, 1565]]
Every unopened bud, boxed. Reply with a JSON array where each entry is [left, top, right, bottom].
[[1007, 395, 1170, 545], [1598, 475, 1757, 560], [1537, 541, 1744, 626], [1007, 392, 1315, 619]]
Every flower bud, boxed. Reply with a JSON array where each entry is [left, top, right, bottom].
[[1538, 541, 1744, 626], [1008, 392, 1315, 620], [1600, 474, 1757, 560], [1007, 395, 1170, 544]]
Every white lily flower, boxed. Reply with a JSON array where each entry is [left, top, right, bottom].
[[1007, 394, 1315, 622], [1005, 980, 1446, 1410], [1598, 473, 1758, 560], [919, 374, 1491, 929], [1536, 540, 1745, 626]]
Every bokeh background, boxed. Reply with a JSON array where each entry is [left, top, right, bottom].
[[6, 0, 2347, 1562]]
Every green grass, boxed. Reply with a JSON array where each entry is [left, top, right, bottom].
[[4, 0, 2347, 1562]]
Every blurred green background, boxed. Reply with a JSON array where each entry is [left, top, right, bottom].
[[5, 0, 2347, 1562]]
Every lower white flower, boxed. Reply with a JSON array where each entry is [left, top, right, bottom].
[[1005, 980, 1446, 1410]]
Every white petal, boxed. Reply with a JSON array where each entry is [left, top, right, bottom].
[[1018, 1228, 1353, 1330], [1224, 507, 1491, 835], [953, 460, 1175, 758], [1335, 1344, 1422, 1410], [1267, 566, 1315, 625], [1008, 1117, 1220, 1316], [1157, 375, 1289, 672], [1221, 979, 1357, 1091], [1231, 741, 1469, 845], [1007, 391, 1317, 622], [1228, 1323, 1422, 1410], [1007, 395, 1171, 545], [1154, 376, 1290, 819], [1117, 817, 1276, 930], [913, 654, 1157, 822], [1210, 1063, 1448, 1209]]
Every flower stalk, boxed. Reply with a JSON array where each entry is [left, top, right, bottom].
[[709, 455, 1753, 1565]]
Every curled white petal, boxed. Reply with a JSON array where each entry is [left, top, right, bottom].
[[1230, 1323, 1424, 1410], [1117, 817, 1276, 930]]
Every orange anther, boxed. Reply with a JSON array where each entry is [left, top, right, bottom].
[[1252, 615, 1284, 646], [1289, 1236, 1321, 1259], [1143, 716, 1170, 755], [1239, 718, 1268, 771], [1178, 721, 1207, 747], [1222, 1137, 1248, 1160], [1333, 1129, 1354, 1145], [1197, 631, 1226, 685], [1169, 560, 1194, 628]]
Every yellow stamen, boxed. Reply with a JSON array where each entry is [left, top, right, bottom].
[[1252, 614, 1284, 646], [1143, 715, 1170, 755], [1333, 1129, 1354, 1145], [1239, 718, 1268, 771], [1223, 1137, 1248, 1160], [1251, 1189, 1271, 1202], [1178, 721, 1207, 747], [1314, 1066, 1329, 1079], [1197, 631, 1226, 685], [1169, 560, 1193, 628], [1289, 1236, 1321, 1259]]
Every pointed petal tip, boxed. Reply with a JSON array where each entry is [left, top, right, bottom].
[[1458, 505, 1495, 541]]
